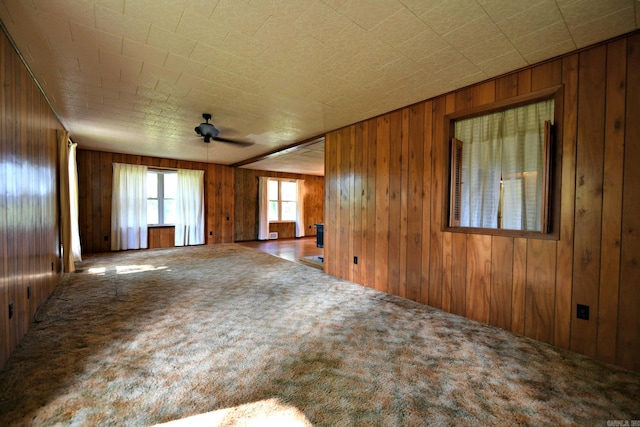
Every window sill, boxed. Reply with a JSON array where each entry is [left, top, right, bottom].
[[268, 220, 296, 224], [148, 224, 175, 228], [444, 226, 559, 241]]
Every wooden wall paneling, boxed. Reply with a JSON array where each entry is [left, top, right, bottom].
[[0, 33, 8, 364], [79, 150, 93, 253], [571, 45, 607, 357], [375, 115, 390, 292], [618, 33, 640, 372], [339, 127, 352, 280], [596, 38, 627, 364], [465, 234, 492, 324], [511, 237, 527, 335], [399, 109, 409, 299], [324, 131, 338, 275], [467, 81, 496, 324], [90, 151, 102, 253], [269, 222, 295, 239], [100, 151, 112, 252], [555, 53, 579, 350], [490, 236, 514, 330], [222, 167, 236, 243], [79, 150, 238, 251], [495, 74, 519, 101], [517, 68, 532, 95], [408, 103, 425, 302], [148, 227, 175, 249], [347, 127, 356, 281], [471, 81, 496, 106], [531, 58, 563, 91], [365, 119, 377, 288], [525, 240, 557, 344], [232, 168, 248, 241], [207, 164, 216, 244], [0, 27, 62, 366], [427, 96, 447, 307], [388, 110, 403, 295], [450, 233, 467, 316], [454, 87, 472, 111], [331, 130, 342, 277], [356, 122, 368, 286], [352, 123, 364, 284], [213, 164, 223, 244]]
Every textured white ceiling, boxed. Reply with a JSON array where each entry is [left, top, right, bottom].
[[1, 0, 638, 176]]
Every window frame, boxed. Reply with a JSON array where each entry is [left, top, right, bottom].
[[267, 178, 298, 223], [147, 169, 177, 227], [443, 85, 563, 240]]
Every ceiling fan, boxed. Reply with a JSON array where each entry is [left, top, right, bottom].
[[194, 113, 253, 146]]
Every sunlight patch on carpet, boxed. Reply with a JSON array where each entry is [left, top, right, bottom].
[[116, 264, 169, 274], [155, 399, 311, 427]]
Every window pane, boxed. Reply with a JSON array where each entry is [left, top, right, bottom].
[[164, 173, 177, 198], [282, 201, 296, 221], [452, 98, 553, 232], [268, 201, 278, 221], [147, 200, 158, 224], [147, 172, 158, 198], [268, 180, 279, 200], [281, 181, 297, 201], [164, 199, 176, 224]]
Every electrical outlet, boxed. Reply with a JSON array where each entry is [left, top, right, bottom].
[[226, 217, 230, 221], [8, 302, 13, 319], [51, 262, 54, 271], [577, 304, 589, 320], [209, 231, 213, 236], [104, 235, 109, 241], [354, 256, 358, 265]]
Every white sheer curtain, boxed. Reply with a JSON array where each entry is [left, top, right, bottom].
[[500, 99, 554, 231], [68, 142, 82, 262], [58, 130, 76, 272], [456, 113, 502, 228], [111, 163, 148, 250], [455, 99, 553, 231], [175, 169, 204, 246], [295, 179, 305, 237], [258, 176, 269, 240]]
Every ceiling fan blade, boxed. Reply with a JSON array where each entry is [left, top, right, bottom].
[[211, 136, 254, 147]]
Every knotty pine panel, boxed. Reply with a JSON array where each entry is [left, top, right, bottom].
[[490, 236, 514, 331], [596, 38, 626, 364], [338, 127, 352, 281], [267, 222, 295, 239], [324, 131, 338, 276], [618, 32, 640, 371], [427, 96, 447, 308], [571, 44, 607, 357], [408, 103, 425, 303], [323, 31, 640, 371], [233, 168, 324, 243], [554, 53, 579, 351], [374, 115, 390, 293], [364, 119, 378, 289], [148, 227, 175, 249], [77, 150, 235, 253], [388, 110, 403, 296], [351, 122, 365, 284], [1, 28, 62, 367]]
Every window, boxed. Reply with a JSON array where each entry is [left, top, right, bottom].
[[447, 88, 559, 236], [147, 170, 177, 225], [268, 179, 297, 222]]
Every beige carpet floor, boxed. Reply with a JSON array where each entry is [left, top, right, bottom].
[[0, 244, 638, 426]]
